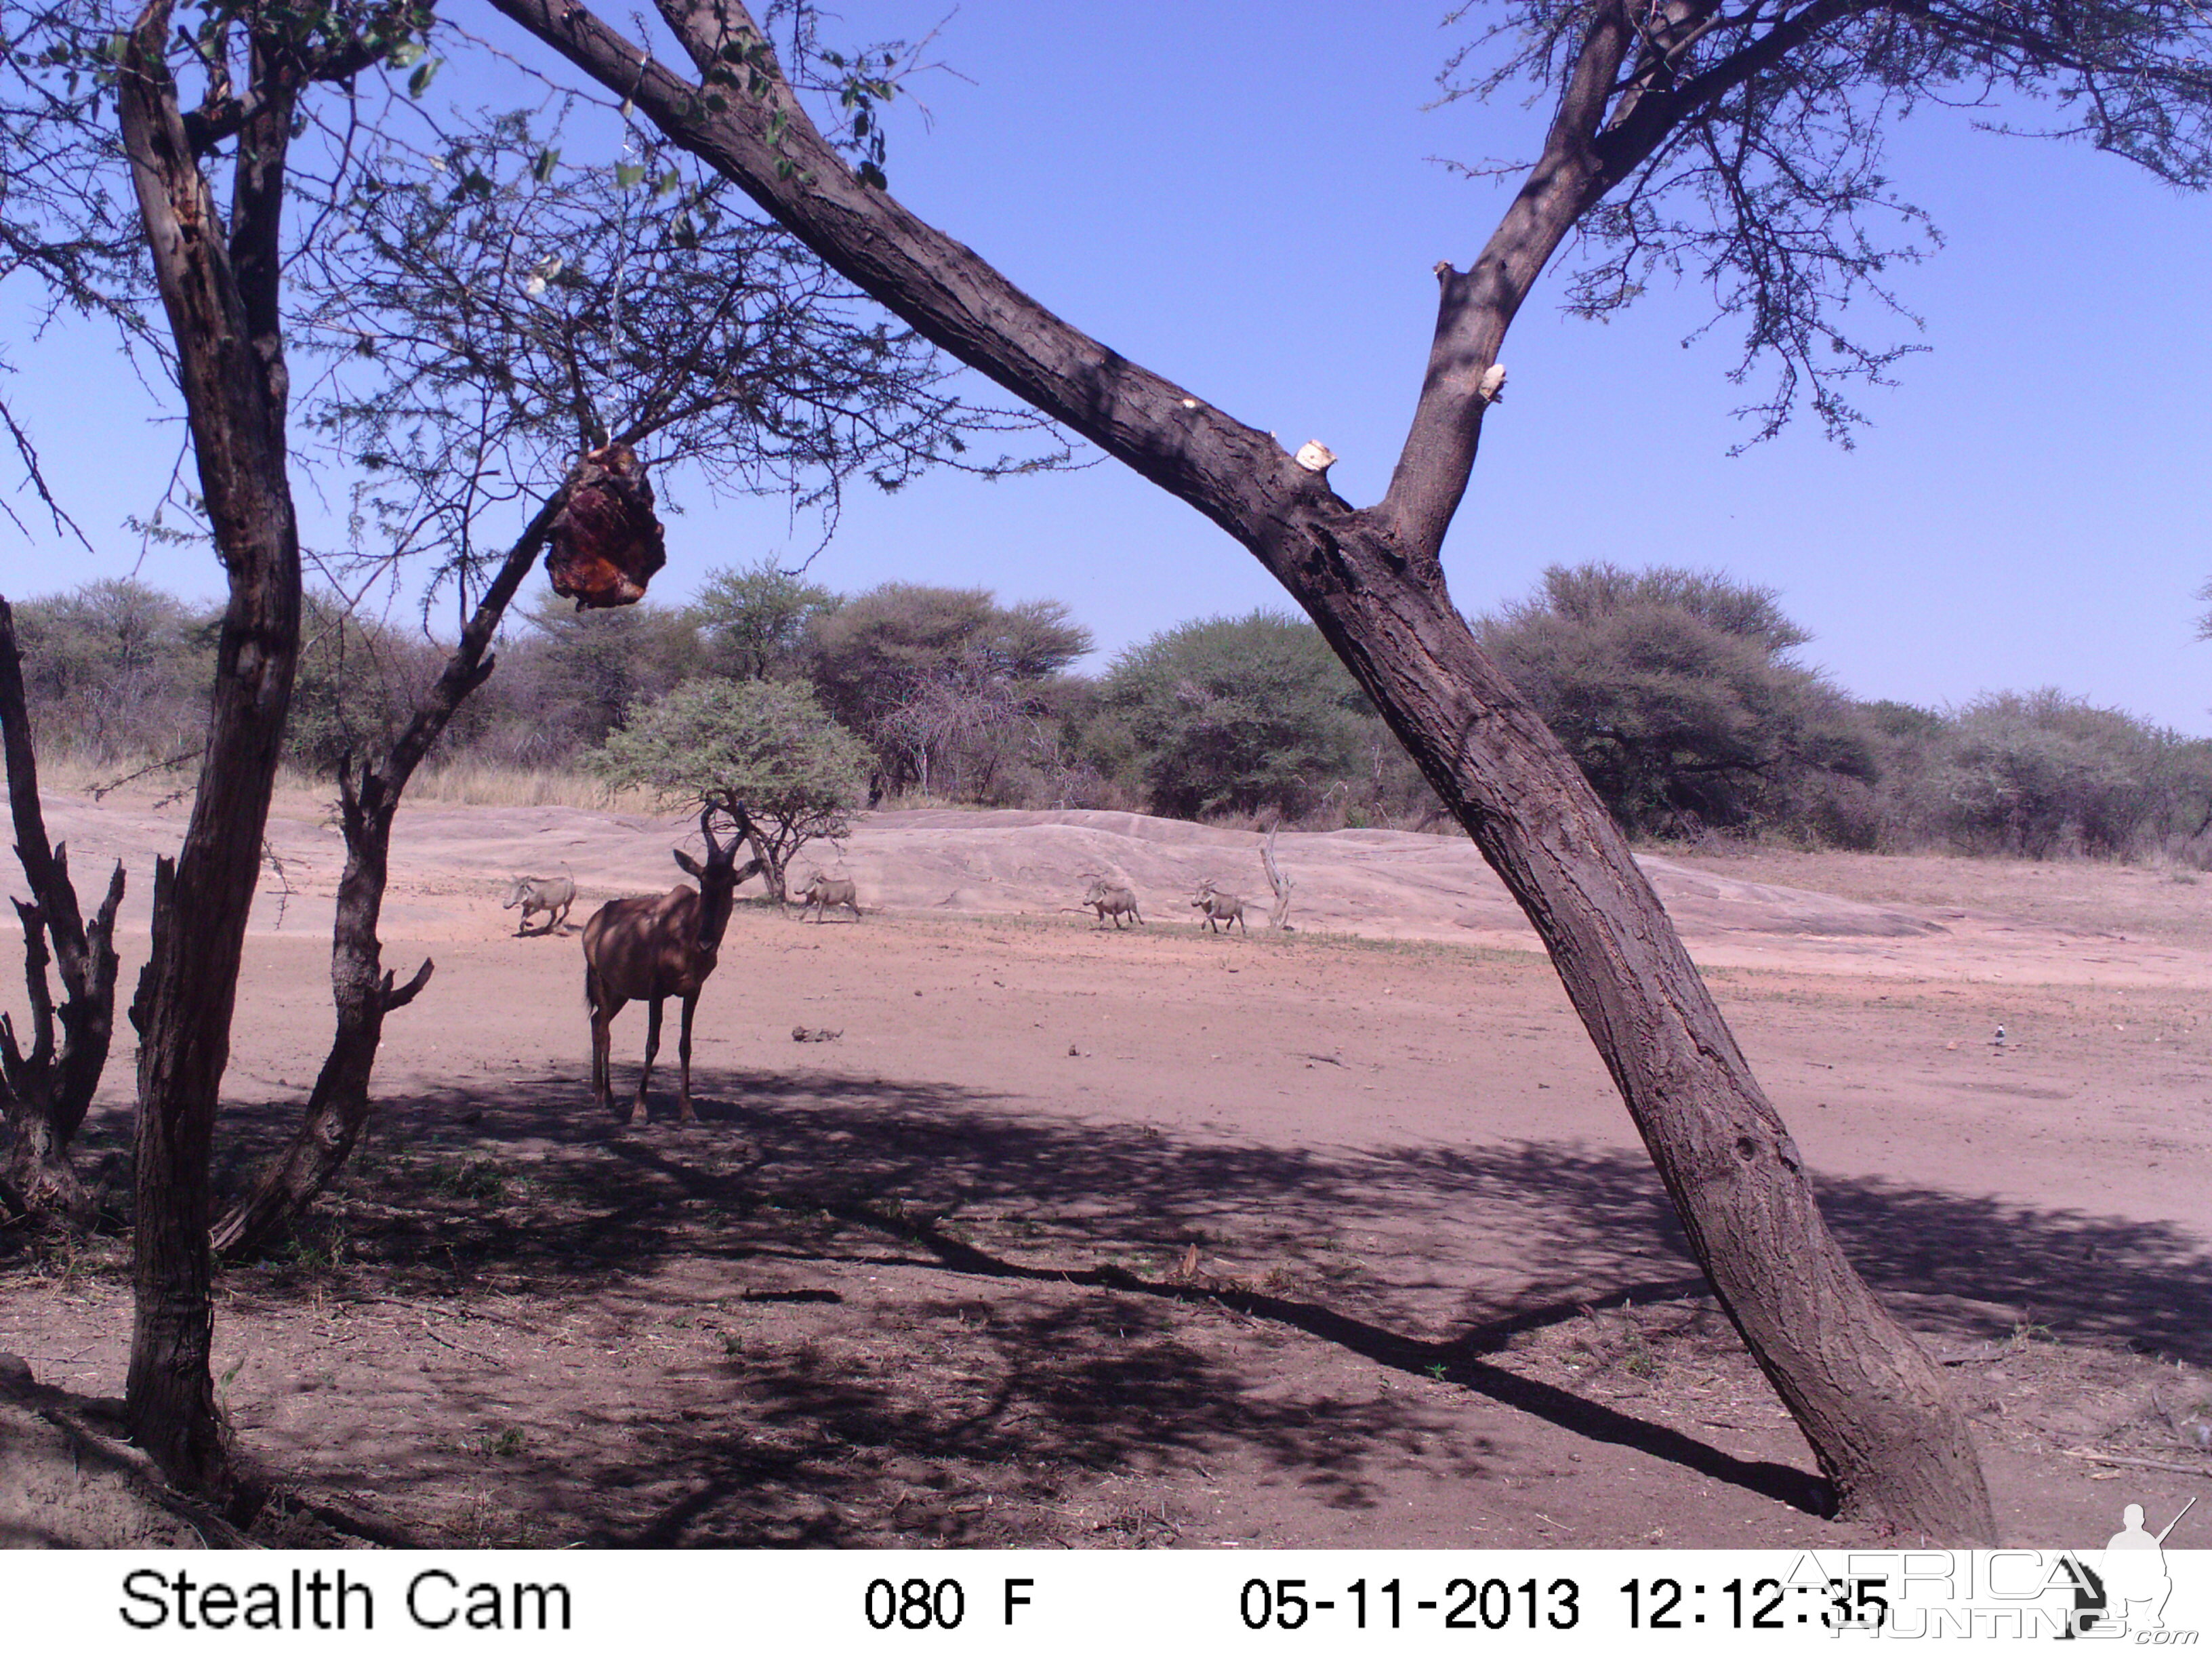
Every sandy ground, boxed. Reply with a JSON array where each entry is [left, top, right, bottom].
[[2, 797, 2209, 1549]]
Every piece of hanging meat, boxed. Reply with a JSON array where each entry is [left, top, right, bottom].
[[546, 441, 667, 609]]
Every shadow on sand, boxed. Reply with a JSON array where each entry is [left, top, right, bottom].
[[58, 1064, 2206, 1544]]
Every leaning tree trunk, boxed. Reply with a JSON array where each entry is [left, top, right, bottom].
[[212, 496, 566, 1257], [116, 3, 304, 1507], [492, 0, 1993, 1540], [1277, 514, 1990, 1536], [0, 597, 127, 1226]]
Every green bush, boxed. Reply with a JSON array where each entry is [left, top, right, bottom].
[[7, 578, 212, 764], [1097, 611, 1370, 821], [806, 582, 1090, 798], [592, 678, 868, 896], [1479, 562, 1874, 840], [1924, 691, 2192, 859]]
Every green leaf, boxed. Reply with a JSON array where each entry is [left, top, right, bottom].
[[655, 165, 681, 197], [386, 39, 424, 68], [531, 146, 560, 183], [407, 55, 439, 98], [614, 162, 647, 188]]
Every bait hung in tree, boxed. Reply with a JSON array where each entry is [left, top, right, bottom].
[[546, 442, 668, 609]]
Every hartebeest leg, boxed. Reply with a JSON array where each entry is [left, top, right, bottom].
[[677, 993, 698, 1125], [634, 996, 663, 1126], [590, 994, 623, 1114]]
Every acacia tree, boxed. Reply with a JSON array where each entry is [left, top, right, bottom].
[[1480, 564, 1876, 838], [1101, 612, 1370, 821], [487, 0, 2212, 1538], [807, 583, 1090, 796], [102, 0, 430, 1507], [213, 110, 1054, 1256], [593, 678, 868, 897], [689, 557, 837, 682], [3, 6, 1061, 1498]]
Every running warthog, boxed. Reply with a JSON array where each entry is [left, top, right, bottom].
[[1191, 880, 1248, 935], [1081, 878, 1145, 928], [796, 871, 862, 922], [502, 873, 575, 935]]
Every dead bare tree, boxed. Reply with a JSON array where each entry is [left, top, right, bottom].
[[473, 0, 2212, 1538], [0, 597, 125, 1227], [1262, 825, 1294, 933]]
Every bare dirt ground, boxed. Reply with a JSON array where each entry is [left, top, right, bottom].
[[3, 798, 2209, 1550]]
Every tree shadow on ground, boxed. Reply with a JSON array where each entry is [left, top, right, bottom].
[[183, 1065, 2212, 1542]]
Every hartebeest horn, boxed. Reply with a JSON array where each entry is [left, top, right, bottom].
[[698, 805, 722, 859]]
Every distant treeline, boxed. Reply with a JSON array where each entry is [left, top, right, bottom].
[[12, 564, 2210, 863]]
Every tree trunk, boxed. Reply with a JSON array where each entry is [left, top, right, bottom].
[[117, 2, 303, 1507], [211, 498, 564, 1258], [491, 0, 1994, 1540], [1270, 510, 1990, 1535], [744, 825, 784, 903], [0, 597, 127, 1227]]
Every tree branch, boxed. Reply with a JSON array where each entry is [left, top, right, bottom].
[[381, 958, 434, 1011], [1597, 0, 1862, 183], [1379, 0, 1639, 559], [485, 0, 1330, 565]]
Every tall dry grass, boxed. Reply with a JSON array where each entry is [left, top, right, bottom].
[[405, 760, 640, 811], [13, 752, 655, 816]]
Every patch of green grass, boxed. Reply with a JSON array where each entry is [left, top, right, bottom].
[[425, 1158, 510, 1204], [274, 1222, 350, 1275]]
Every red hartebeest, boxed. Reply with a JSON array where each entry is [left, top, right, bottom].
[[583, 804, 756, 1124]]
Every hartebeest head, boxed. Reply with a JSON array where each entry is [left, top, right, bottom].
[[670, 802, 749, 956]]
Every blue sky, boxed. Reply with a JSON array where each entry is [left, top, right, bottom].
[[3, 1, 2207, 731]]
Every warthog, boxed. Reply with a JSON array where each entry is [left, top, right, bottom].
[[1191, 882, 1248, 935], [796, 871, 862, 922], [502, 874, 575, 935], [1082, 878, 1145, 928]]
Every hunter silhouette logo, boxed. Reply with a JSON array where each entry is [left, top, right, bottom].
[[2100, 1497, 2194, 1635], [2058, 1496, 2196, 1639]]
